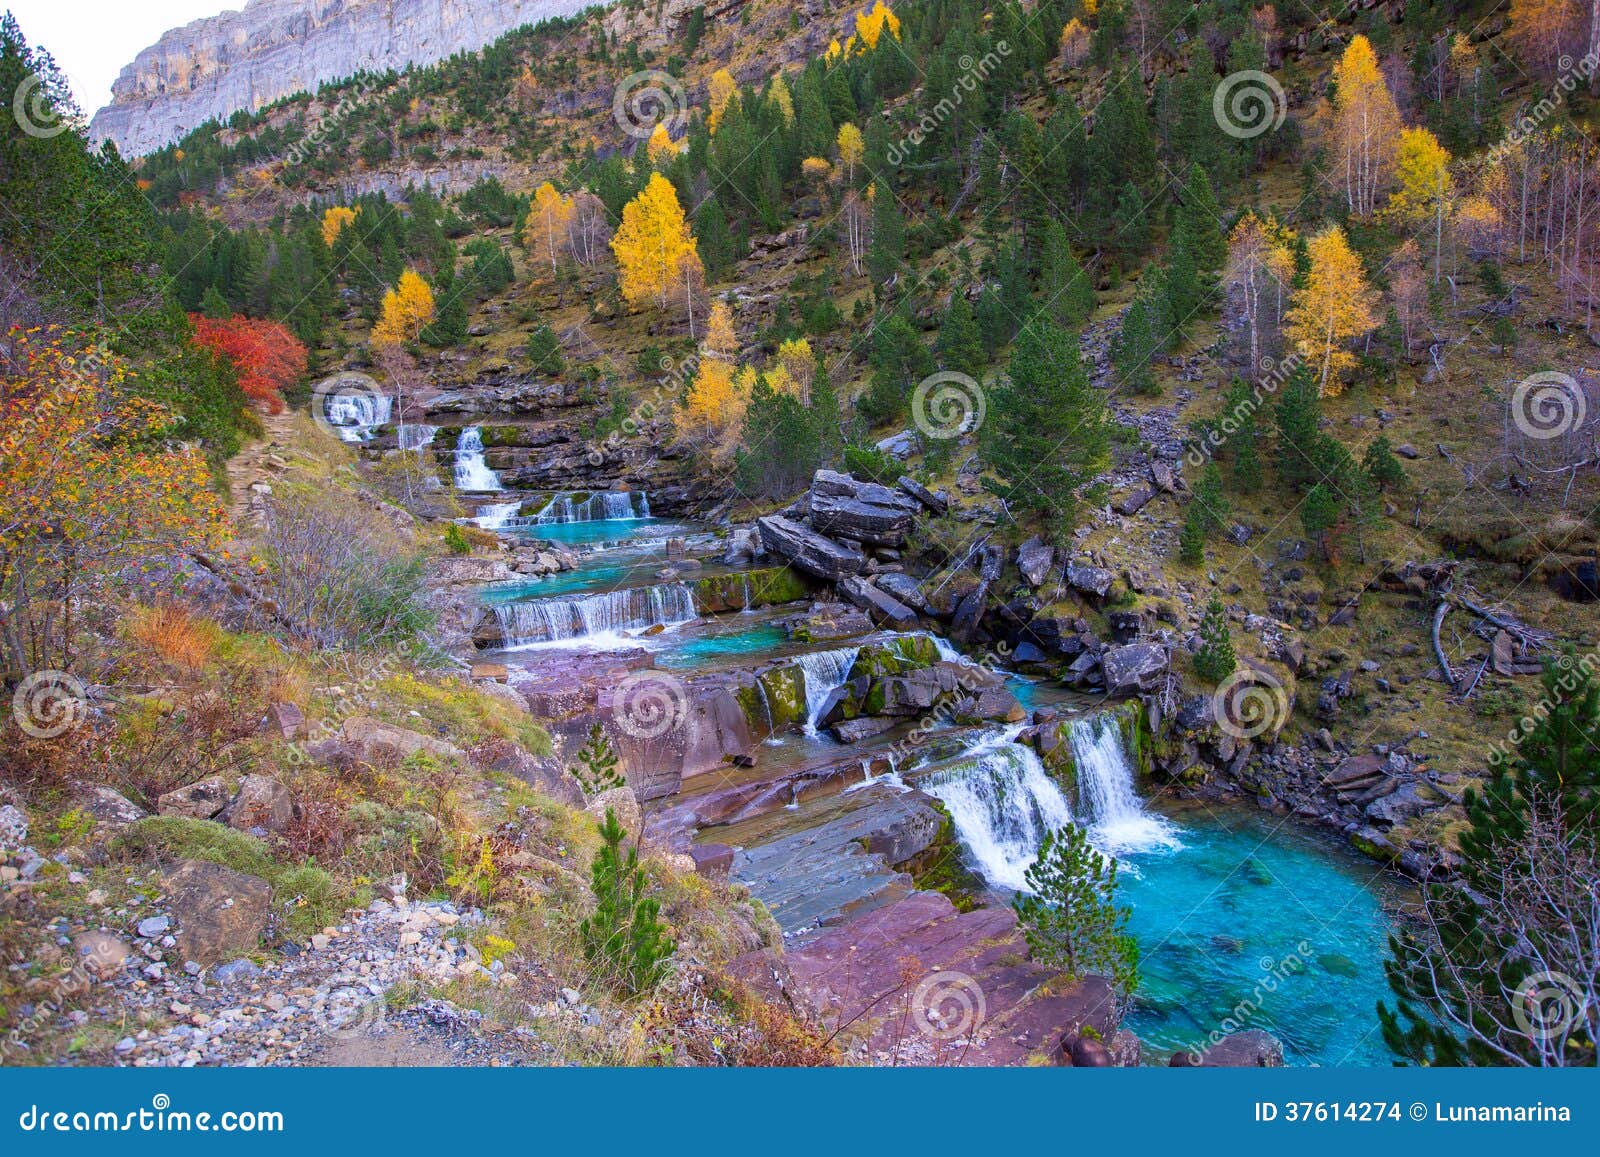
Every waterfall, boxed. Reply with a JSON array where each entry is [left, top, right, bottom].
[[397, 423, 437, 452], [324, 393, 392, 442], [793, 647, 860, 735], [472, 501, 523, 530], [920, 728, 1075, 892], [492, 583, 696, 645], [1068, 714, 1183, 856], [533, 491, 650, 523], [453, 427, 502, 491]]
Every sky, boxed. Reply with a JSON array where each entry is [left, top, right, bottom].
[[7, 0, 235, 115]]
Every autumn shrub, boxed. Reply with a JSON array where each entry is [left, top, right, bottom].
[[122, 603, 220, 674], [188, 314, 307, 413], [256, 485, 432, 648]]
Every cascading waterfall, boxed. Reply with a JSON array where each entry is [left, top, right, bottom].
[[1068, 714, 1183, 856], [472, 501, 523, 530], [397, 423, 437, 452], [793, 647, 861, 735], [492, 583, 695, 645], [533, 491, 650, 523], [920, 728, 1075, 892], [453, 427, 502, 491], [325, 393, 392, 442]]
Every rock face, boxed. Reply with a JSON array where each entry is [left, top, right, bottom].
[[91, 0, 595, 156]]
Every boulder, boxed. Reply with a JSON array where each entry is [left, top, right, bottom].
[[75, 785, 147, 829], [585, 786, 642, 837], [164, 859, 272, 967], [872, 571, 928, 611], [268, 701, 305, 739], [1114, 486, 1156, 516], [757, 515, 865, 582], [224, 775, 295, 834], [838, 576, 920, 629], [1017, 537, 1055, 587], [689, 843, 734, 878], [1066, 564, 1114, 599], [832, 716, 900, 744], [157, 777, 230, 821], [1067, 1035, 1115, 1066], [1365, 780, 1448, 826], [1101, 642, 1170, 696], [342, 716, 464, 762], [897, 476, 948, 515], [809, 492, 915, 547]]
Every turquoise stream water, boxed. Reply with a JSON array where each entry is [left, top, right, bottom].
[[1118, 800, 1400, 1067]]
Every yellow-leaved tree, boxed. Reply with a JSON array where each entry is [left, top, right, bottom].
[[1225, 211, 1295, 379], [681, 300, 743, 436], [611, 172, 705, 337], [1388, 126, 1453, 282], [768, 74, 795, 127], [1059, 18, 1091, 67], [321, 205, 358, 248], [646, 123, 681, 166], [372, 270, 437, 348], [524, 182, 575, 280], [775, 337, 816, 401], [855, 1, 902, 50], [707, 69, 737, 135], [1330, 35, 1401, 217], [1284, 225, 1379, 394], [837, 123, 865, 186]]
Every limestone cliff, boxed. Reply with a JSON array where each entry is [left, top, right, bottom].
[[89, 0, 595, 156]]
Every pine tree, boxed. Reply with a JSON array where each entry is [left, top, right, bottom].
[[866, 187, 905, 287], [1178, 164, 1227, 274], [1192, 461, 1230, 532], [581, 808, 675, 995], [936, 291, 984, 378], [1381, 656, 1599, 1065], [983, 318, 1109, 540], [1178, 504, 1207, 564], [1274, 365, 1323, 491], [1039, 218, 1096, 328], [1363, 434, 1407, 492], [571, 721, 625, 799], [1301, 483, 1343, 560], [1013, 824, 1140, 997], [526, 324, 565, 375], [1193, 597, 1238, 683], [1113, 295, 1158, 395]]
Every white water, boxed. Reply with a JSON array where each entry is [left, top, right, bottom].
[[920, 727, 1075, 892], [1068, 714, 1183, 856], [793, 647, 861, 735], [453, 427, 502, 491], [325, 393, 392, 442], [493, 583, 695, 645], [397, 423, 437, 452], [472, 500, 524, 530], [534, 491, 650, 523]]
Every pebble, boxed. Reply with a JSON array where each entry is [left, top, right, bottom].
[[136, 916, 170, 938]]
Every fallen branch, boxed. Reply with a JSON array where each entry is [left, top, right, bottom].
[[1432, 600, 1457, 690], [1451, 591, 1553, 651]]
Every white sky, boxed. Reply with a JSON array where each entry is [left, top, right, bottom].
[[7, 0, 235, 114]]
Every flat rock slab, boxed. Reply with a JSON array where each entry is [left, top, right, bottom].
[[757, 516, 865, 582]]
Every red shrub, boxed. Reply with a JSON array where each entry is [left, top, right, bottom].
[[189, 314, 307, 413]]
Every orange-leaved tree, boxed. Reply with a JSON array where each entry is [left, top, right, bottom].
[[322, 205, 359, 249], [611, 173, 705, 337], [189, 314, 307, 413], [0, 328, 226, 676]]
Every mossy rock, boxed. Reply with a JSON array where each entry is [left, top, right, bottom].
[[756, 666, 807, 729], [479, 425, 523, 447], [851, 634, 941, 679], [1113, 700, 1154, 781], [1037, 722, 1079, 798], [691, 566, 812, 613], [903, 804, 985, 912]]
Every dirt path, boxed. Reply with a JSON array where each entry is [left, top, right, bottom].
[[222, 408, 301, 536]]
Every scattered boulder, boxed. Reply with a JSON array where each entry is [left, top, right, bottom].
[[1101, 643, 1170, 696], [1017, 537, 1055, 587], [832, 716, 899, 744], [224, 775, 295, 834], [1066, 564, 1114, 599], [75, 785, 147, 830], [342, 716, 464, 763], [471, 662, 510, 683], [1114, 486, 1156, 516], [757, 515, 865, 582], [157, 777, 231, 821], [164, 859, 272, 968], [839, 576, 920, 629], [689, 843, 734, 878], [268, 701, 305, 740], [585, 786, 642, 837], [897, 476, 948, 515]]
